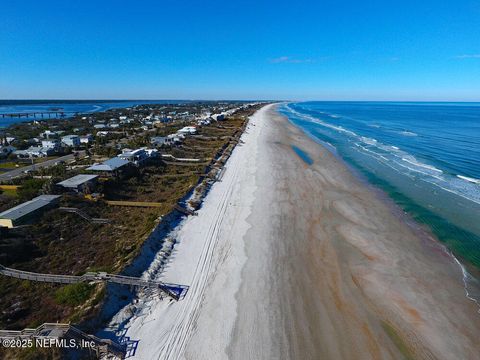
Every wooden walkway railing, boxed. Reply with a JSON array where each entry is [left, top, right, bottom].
[[0, 265, 188, 301], [0, 323, 126, 359], [59, 207, 111, 224]]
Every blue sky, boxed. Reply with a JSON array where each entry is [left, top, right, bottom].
[[1, 0, 480, 100]]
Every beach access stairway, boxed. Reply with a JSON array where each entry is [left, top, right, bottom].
[[59, 207, 110, 224], [174, 204, 197, 216], [0, 323, 126, 359], [0, 264, 188, 301]]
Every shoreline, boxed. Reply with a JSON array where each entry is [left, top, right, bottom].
[[280, 105, 480, 300], [280, 105, 480, 311], [108, 104, 480, 359]]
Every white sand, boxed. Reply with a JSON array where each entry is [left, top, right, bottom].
[[108, 104, 480, 360], [107, 105, 264, 359]]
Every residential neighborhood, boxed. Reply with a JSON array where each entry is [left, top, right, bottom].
[[0, 102, 264, 358]]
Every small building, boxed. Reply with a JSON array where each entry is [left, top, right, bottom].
[[80, 134, 94, 144], [177, 126, 197, 135], [0, 195, 61, 228], [211, 114, 225, 121], [41, 130, 57, 139], [150, 136, 170, 147], [167, 134, 183, 144], [57, 174, 98, 193], [118, 148, 148, 165], [41, 139, 60, 151], [61, 135, 81, 148], [0, 136, 16, 145]]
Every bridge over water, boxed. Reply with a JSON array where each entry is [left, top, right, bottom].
[[0, 111, 69, 119]]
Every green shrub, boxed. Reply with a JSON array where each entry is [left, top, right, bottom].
[[17, 178, 46, 201], [54, 283, 94, 306]]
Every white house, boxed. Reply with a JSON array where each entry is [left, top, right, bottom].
[[177, 126, 197, 135], [211, 114, 225, 121], [61, 135, 81, 147], [41, 130, 57, 139], [15, 146, 54, 158], [118, 148, 149, 165], [80, 134, 94, 144], [41, 139, 60, 151]]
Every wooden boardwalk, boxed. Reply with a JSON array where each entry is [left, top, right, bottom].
[[104, 200, 163, 208], [0, 264, 188, 301]]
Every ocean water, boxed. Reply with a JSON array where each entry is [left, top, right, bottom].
[[279, 102, 480, 270], [0, 100, 183, 128]]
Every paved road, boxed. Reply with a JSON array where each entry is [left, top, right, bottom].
[[0, 151, 85, 182]]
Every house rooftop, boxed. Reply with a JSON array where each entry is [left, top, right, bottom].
[[87, 157, 130, 172], [0, 195, 61, 221], [57, 174, 98, 188]]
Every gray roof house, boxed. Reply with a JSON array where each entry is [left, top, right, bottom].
[[86, 157, 130, 173], [0, 195, 61, 228], [57, 174, 98, 193]]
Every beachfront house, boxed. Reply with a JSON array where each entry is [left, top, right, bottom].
[[118, 148, 149, 165], [118, 148, 159, 165], [57, 174, 98, 193], [0, 195, 61, 228], [86, 157, 130, 177], [61, 135, 81, 148]]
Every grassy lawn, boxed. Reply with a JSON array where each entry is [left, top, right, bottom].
[[0, 161, 19, 169], [1, 188, 18, 197]]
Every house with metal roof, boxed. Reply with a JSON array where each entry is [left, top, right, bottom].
[[0, 195, 61, 228], [86, 157, 131, 177], [57, 174, 98, 193]]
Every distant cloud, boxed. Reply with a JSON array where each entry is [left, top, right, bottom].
[[269, 56, 315, 64], [454, 54, 480, 59]]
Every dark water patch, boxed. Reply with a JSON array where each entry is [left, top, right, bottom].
[[291, 145, 313, 165]]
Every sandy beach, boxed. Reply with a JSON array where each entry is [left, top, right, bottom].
[[110, 104, 480, 360]]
